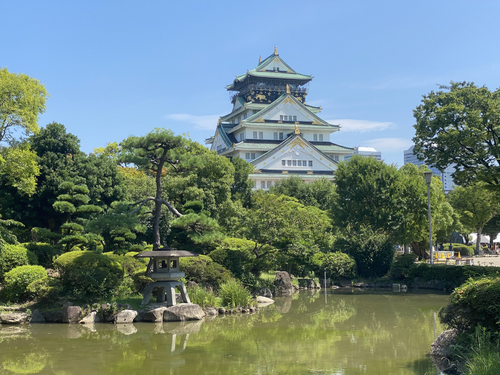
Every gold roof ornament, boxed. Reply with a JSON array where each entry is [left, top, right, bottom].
[[286, 84, 291, 94], [259, 55, 262, 63], [217, 117, 221, 125], [274, 45, 278, 55], [294, 124, 300, 134]]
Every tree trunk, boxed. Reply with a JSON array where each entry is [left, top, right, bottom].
[[476, 227, 482, 255], [153, 152, 167, 251]]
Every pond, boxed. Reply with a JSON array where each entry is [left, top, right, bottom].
[[0, 289, 448, 375]]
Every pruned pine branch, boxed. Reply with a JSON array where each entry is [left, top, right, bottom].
[[128, 197, 183, 217]]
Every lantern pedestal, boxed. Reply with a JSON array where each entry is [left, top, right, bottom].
[[141, 280, 191, 306]]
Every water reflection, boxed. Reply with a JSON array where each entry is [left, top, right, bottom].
[[0, 290, 447, 375]]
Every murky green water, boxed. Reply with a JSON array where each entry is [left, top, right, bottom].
[[0, 289, 448, 375]]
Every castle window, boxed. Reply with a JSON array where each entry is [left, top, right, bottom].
[[313, 134, 318, 141], [279, 132, 284, 140], [308, 161, 313, 167], [298, 160, 302, 166], [261, 181, 265, 189], [259, 132, 263, 139], [280, 115, 283, 121], [267, 181, 272, 188], [319, 134, 323, 141], [274, 132, 278, 140], [253, 131, 258, 139], [292, 160, 297, 166], [293, 116, 297, 121], [246, 153, 250, 159], [282, 160, 286, 166], [284, 115, 288, 121], [287, 160, 291, 166]]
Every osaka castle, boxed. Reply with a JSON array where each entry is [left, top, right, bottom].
[[206, 47, 354, 190]]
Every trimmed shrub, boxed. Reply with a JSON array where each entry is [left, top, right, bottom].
[[312, 252, 357, 280], [180, 255, 233, 291], [104, 253, 147, 297], [389, 253, 418, 280], [26, 277, 63, 303], [0, 244, 37, 280], [23, 242, 61, 268], [1, 265, 46, 302], [439, 277, 500, 333], [453, 244, 474, 257], [408, 263, 500, 290], [54, 251, 124, 301], [209, 238, 257, 279], [219, 279, 253, 308]]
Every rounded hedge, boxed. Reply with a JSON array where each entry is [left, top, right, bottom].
[[54, 251, 124, 301], [23, 242, 61, 268], [0, 244, 38, 281], [2, 265, 46, 302], [209, 238, 256, 279], [452, 244, 474, 257], [389, 253, 418, 280], [439, 276, 500, 333], [180, 255, 233, 290], [26, 276, 63, 303]]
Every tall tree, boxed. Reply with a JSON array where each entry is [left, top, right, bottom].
[[448, 182, 500, 253], [413, 82, 500, 188], [120, 128, 187, 250]]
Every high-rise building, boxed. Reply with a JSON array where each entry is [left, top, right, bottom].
[[206, 48, 353, 190], [344, 146, 382, 161], [404, 145, 455, 193]]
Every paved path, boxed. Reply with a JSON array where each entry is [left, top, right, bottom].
[[471, 256, 500, 267]]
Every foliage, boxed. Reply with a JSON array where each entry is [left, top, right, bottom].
[[0, 215, 23, 245], [1, 265, 46, 302], [0, 67, 48, 144], [448, 182, 500, 253], [0, 243, 37, 280], [413, 82, 500, 188], [230, 157, 253, 207], [186, 284, 221, 308], [270, 175, 337, 213], [389, 253, 418, 280], [219, 279, 253, 308], [439, 277, 500, 333], [453, 244, 474, 256], [459, 328, 500, 375], [312, 252, 358, 280], [242, 192, 333, 274], [408, 263, 500, 290], [26, 276, 63, 303], [54, 251, 124, 301], [209, 238, 259, 279], [0, 144, 40, 195], [23, 242, 61, 268], [179, 255, 233, 290], [335, 225, 395, 278]]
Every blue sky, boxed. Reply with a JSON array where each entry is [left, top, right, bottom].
[[4, 0, 500, 166]]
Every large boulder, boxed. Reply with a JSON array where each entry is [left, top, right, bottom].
[[63, 306, 82, 323], [274, 271, 294, 296], [163, 303, 205, 321], [142, 307, 168, 323], [115, 310, 138, 324], [429, 329, 458, 374], [79, 311, 102, 324], [0, 312, 29, 324]]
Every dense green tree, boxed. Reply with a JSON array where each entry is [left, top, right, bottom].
[[270, 175, 337, 214], [448, 182, 500, 253], [482, 213, 500, 249], [413, 82, 500, 188], [242, 192, 332, 275], [230, 157, 253, 207], [0, 123, 124, 234], [0, 68, 48, 144]]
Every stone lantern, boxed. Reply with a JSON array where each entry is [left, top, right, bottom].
[[136, 246, 198, 306]]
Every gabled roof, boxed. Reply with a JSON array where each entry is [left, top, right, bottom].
[[213, 123, 237, 149], [226, 49, 313, 90], [243, 91, 338, 128], [251, 132, 339, 168]]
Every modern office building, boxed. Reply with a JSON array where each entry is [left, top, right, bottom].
[[205, 47, 354, 190], [344, 146, 382, 162], [404, 145, 455, 193]]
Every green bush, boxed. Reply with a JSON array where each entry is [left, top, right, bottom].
[[23, 242, 61, 268], [312, 252, 357, 280], [0, 244, 37, 280], [1, 265, 46, 302], [439, 277, 500, 333], [408, 263, 500, 290], [219, 279, 253, 308], [453, 244, 474, 257], [336, 226, 395, 278], [26, 276, 63, 302], [389, 253, 418, 280], [54, 251, 124, 301], [179, 255, 233, 291], [459, 328, 500, 375], [103, 253, 147, 297], [209, 238, 257, 279]]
